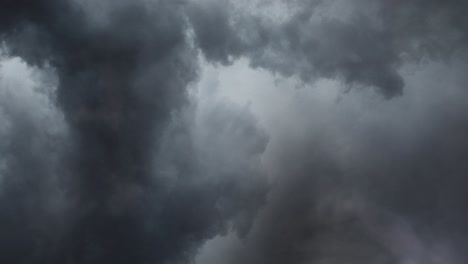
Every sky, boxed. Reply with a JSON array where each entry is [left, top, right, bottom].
[[0, 0, 467, 263]]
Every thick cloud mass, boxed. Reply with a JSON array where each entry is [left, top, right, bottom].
[[194, 59, 468, 264], [1, 0, 468, 263], [188, 0, 468, 97], [0, 0, 266, 263]]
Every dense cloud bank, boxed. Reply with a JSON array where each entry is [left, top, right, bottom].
[[0, 0, 467, 263], [189, 0, 468, 97]]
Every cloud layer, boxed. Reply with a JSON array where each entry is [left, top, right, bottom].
[[0, 0, 467, 263]]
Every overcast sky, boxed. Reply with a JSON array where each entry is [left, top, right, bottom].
[[0, 0, 467, 263]]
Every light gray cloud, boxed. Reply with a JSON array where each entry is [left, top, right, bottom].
[[192, 57, 468, 263]]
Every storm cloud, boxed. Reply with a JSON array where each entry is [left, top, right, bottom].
[[188, 0, 468, 97], [0, 0, 468, 263], [0, 0, 265, 263]]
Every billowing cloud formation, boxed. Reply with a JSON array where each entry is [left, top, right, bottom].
[[194, 58, 468, 264], [188, 0, 468, 97], [1, 0, 468, 263], [0, 0, 266, 263]]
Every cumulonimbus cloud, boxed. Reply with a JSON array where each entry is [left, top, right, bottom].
[[0, 0, 467, 263]]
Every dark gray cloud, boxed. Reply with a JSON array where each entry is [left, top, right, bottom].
[[1, 0, 468, 264], [0, 0, 266, 263], [186, 6, 468, 261], [188, 0, 468, 97]]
